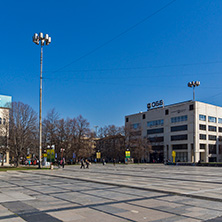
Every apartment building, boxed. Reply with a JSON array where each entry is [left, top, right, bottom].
[[125, 100, 222, 163]]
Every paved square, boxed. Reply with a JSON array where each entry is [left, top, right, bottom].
[[1, 164, 222, 221]]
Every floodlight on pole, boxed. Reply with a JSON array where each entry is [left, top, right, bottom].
[[187, 81, 200, 101], [33, 32, 51, 168], [187, 81, 200, 164]]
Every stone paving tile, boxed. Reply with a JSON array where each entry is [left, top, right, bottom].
[[0, 217, 26, 222], [152, 216, 201, 222], [47, 209, 86, 221]]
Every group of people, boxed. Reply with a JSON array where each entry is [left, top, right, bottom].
[[80, 158, 91, 169]]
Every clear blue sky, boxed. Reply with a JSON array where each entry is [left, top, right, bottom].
[[1, 0, 222, 129]]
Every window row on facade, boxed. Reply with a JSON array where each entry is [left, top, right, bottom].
[[199, 114, 222, 123], [147, 132, 222, 142], [199, 124, 222, 132], [199, 144, 222, 155], [199, 134, 222, 141], [147, 115, 188, 128]]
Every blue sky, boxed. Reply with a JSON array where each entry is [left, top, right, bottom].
[[1, 0, 222, 129]]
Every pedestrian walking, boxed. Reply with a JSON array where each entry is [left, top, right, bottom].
[[85, 159, 90, 169], [113, 158, 116, 166], [80, 158, 85, 169], [62, 158, 65, 168]]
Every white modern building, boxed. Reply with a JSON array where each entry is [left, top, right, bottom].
[[125, 100, 222, 163]]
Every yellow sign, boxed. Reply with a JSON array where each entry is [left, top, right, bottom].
[[96, 152, 101, 159], [172, 151, 176, 163], [125, 151, 130, 158]]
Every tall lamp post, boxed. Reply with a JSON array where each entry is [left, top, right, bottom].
[[33, 33, 51, 168], [188, 81, 200, 101], [188, 81, 200, 163]]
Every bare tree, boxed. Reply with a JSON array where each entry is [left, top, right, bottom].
[[9, 102, 38, 167], [42, 108, 59, 149], [75, 115, 92, 158]]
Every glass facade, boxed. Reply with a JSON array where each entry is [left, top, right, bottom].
[[200, 144, 206, 149], [171, 134, 187, 141], [199, 134, 206, 140], [171, 115, 187, 123], [208, 125, 217, 132], [208, 135, 217, 141], [199, 124, 206, 130], [199, 114, 206, 121], [147, 119, 164, 127], [131, 123, 140, 130], [218, 118, 222, 124], [147, 128, 164, 135], [148, 137, 164, 142], [209, 144, 216, 154], [208, 116, 217, 123], [0, 95, 12, 108], [171, 125, 187, 132]]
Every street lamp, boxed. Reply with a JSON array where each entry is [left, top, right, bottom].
[[33, 32, 51, 168], [187, 81, 200, 164], [188, 81, 200, 101]]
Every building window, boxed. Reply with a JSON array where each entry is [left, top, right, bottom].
[[199, 134, 206, 140], [147, 119, 164, 127], [131, 123, 140, 130], [126, 117, 129, 122], [208, 116, 217, 123], [209, 144, 216, 154], [208, 125, 217, 132], [219, 145, 222, 154], [219, 136, 222, 141], [142, 114, 146, 119], [171, 125, 187, 132], [189, 104, 194, 110], [172, 144, 187, 150], [208, 135, 217, 141], [147, 128, 164, 135], [148, 137, 164, 143], [219, 127, 222, 132], [171, 115, 187, 123], [200, 144, 206, 149], [218, 118, 222, 124], [165, 109, 169, 115], [171, 134, 187, 141], [151, 145, 164, 151], [3, 118, 6, 125], [199, 124, 206, 130], [199, 114, 206, 121]]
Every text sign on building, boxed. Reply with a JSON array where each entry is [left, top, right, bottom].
[[147, 100, 164, 110]]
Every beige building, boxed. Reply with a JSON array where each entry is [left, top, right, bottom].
[[0, 95, 11, 166], [125, 100, 222, 163]]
